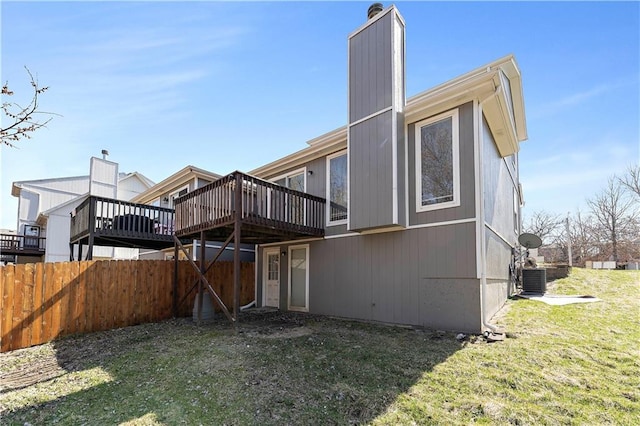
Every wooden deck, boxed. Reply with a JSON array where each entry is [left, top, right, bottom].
[[70, 196, 176, 256], [173, 171, 326, 324], [174, 171, 326, 243], [0, 233, 46, 257]]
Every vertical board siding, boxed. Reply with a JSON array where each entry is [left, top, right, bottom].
[[349, 110, 395, 230], [303, 224, 481, 332], [348, 12, 393, 122], [0, 260, 255, 352]]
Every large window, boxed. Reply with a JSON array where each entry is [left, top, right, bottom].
[[415, 109, 460, 212], [327, 150, 348, 224]]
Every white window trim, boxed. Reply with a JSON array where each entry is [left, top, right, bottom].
[[168, 185, 190, 205], [287, 244, 309, 312], [415, 108, 461, 213], [269, 168, 307, 225], [513, 187, 519, 236], [270, 167, 307, 190], [326, 149, 348, 226]]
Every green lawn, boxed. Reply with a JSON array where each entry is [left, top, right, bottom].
[[1, 268, 638, 425]]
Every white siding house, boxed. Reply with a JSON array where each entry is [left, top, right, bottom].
[[10, 157, 154, 263]]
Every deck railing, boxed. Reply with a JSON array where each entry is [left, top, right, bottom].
[[0, 233, 46, 254], [175, 171, 326, 237], [70, 196, 176, 242]]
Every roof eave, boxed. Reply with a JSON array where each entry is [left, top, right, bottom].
[[131, 166, 223, 203]]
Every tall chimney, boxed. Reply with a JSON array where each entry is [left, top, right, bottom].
[[347, 4, 406, 231]]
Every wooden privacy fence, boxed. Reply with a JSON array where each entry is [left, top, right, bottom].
[[0, 260, 254, 352]]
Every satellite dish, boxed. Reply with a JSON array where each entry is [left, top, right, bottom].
[[518, 233, 542, 249]]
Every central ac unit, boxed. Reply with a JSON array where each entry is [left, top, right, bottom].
[[522, 268, 546, 294]]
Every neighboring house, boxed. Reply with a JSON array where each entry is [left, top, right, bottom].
[[7, 156, 154, 263], [172, 4, 527, 333], [131, 165, 254, 262]]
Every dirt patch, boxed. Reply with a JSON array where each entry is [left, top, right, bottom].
[[244, 326, 314, 339], [0, 353, 65, 392]]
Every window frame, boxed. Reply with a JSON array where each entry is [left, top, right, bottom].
[[168, 185, 190, 208], [271, 168, 306, 191], [326, 149, 349, 226], [269, 168, 307, 225], [414, 108, 461, 213]]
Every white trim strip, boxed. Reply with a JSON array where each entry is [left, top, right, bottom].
[[474, 101, 483, 280], [259, 237, 323, 248], [485, 222, 514, 247], [259, 219, 479, 247], [408, 217, 476, 230], [328, 217, 477, 239], [348, 106, 393, 128]]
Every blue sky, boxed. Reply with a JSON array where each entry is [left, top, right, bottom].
[[1, 1, 638, 230]]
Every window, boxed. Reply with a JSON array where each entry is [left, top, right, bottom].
[[415, 109, 460, 212], [273, 170, 305, 192], [327, 150, 348, 224], [272, 169, 306, 225], [513, 187, 519, 235], [168, 186, 189, 208]]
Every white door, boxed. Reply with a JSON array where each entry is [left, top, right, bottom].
[[264, 248, 280, 308], [288, 245, 309, 312]]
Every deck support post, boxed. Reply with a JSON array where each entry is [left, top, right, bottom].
[[233, 174, 242, 321], [172, 235, 235, 324], [85, 197, 96, 260], [197, 231, 206, 326], [172, 241, 179, 317], [86, 236, 94, 261]]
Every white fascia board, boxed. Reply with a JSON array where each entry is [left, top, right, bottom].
[[405, 78, 496, 123], [249, 55, 526, 180], [40, 192, 89, 217], [11, 175, 89, 197], [120, 172, 156, 189], [482, 55, 527, 142], [131, 165, 222, 204], [482, 77, 519, 157], [250, 129, 347, 179]]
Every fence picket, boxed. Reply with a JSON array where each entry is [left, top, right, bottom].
[[77, 261, 89, 335], [0, 260, 254, 352], [21, 264, 35, 349], [1, 265, 15, 352], [11, 265, 24, 352], [32, 263, 45, 346]]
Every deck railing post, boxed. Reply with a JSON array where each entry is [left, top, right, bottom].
[[233, 173, 242, 322], [173, 241, 179, 317], [197, 230, 205, 326]]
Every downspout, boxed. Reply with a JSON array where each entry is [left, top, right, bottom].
[[478, 84, 502, 336]]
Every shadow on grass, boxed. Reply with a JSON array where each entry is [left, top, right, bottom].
[[1, 311, 464, 424]]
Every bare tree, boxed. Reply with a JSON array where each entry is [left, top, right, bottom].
[[1, 67, 53, 147], [523, 210, 562, 244], [587, 177, 639, 262], [562, 210, 598, 266], [619, 164, 640, 198]]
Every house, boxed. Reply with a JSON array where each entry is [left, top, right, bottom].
[[6, 156, 154, 263], [130, 165, 254, 262], [172, 4, 527, 333]]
